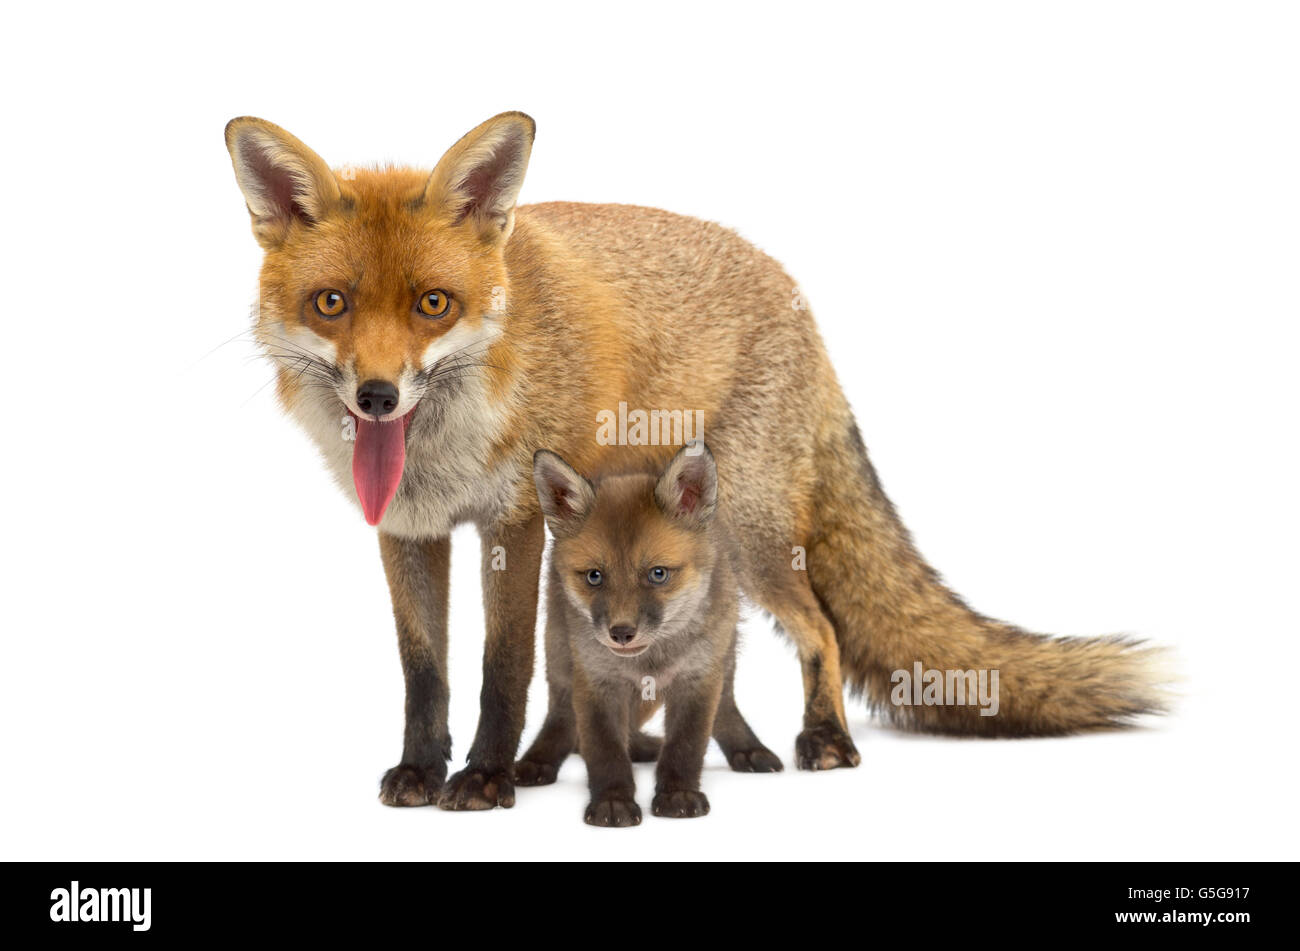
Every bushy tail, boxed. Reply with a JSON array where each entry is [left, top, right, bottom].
[[806, 419, 1173, 736]]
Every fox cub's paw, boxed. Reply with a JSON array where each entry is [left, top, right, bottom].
[[379, 764, 446, 806], [728, 745, 784, 773], [651, 789, 710, 819], [436, 766, 516, 811], [795, 724, 861, 771], [584, 796, 642, 827], [513, 758, 561, 786]]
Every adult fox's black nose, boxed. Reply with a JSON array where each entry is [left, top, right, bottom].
[[610, 625, 637, 645], [356, 380, 399, 417]]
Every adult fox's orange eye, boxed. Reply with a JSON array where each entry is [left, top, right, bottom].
[[314, 290, 347, 318], [418, 289, 452, 318]]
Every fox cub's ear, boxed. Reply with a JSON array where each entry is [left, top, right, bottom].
[[655, 443, 718, 526], [533, 450, 596, 537], [224, 117, 342, 249], [424, 111, 535, 243]]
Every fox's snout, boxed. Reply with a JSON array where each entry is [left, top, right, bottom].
[[355, 379, 399, 420], [609, 624, 637, 645], [603, 622, 648, 656]]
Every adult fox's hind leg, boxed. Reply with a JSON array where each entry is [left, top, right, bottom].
[[712, 633, 784, 772], [749, 559, 860, 770], [515, 575, 578, 786], [707, 438, 860, 769]]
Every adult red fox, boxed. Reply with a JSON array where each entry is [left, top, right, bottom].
[[224, 111, 1169, 810]]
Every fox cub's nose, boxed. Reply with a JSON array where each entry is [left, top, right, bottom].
[[610, 625, 637, 645], [356, 380, 399, 418]]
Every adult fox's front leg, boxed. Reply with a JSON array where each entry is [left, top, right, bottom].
[[378, 534, 452, 806], [437, 513, 545, 810]]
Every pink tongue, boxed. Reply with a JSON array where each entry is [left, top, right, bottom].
[[353, 416, 407, 526]]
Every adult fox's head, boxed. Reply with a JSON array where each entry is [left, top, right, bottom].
[[224, 112, 534, 524], [533, 444, 721, 658]]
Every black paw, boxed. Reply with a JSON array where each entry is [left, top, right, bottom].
[[584, 796, 642, 827], [513, 758, 560, 787], [728, 746, 784, 773], [436, 766, 515, 810], [651, 789, 710, 818], [795, 724, 861, 771], [379, 764, 445, 806]]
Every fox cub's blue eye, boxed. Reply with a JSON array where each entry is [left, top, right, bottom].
[[418, 289, 452, 318], [586, 569, 603, 586], [648, 567, 670, 585]]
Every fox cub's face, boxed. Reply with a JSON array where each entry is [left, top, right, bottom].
[[224, 112, 534, 524], [534, 445, 721, 658]]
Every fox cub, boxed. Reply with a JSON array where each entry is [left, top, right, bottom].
[[531, 444, 780, 826]]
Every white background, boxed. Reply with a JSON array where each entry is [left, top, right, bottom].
[[2, 1, 1297, 861]]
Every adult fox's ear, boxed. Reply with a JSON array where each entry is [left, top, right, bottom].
[[655, 442, 718, 527], [424, 111, 535, 243], [533, 449, 595, 537], [224, 117, 342, 249]]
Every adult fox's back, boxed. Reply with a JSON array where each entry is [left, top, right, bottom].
[[517, 200, 1170, 736]]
